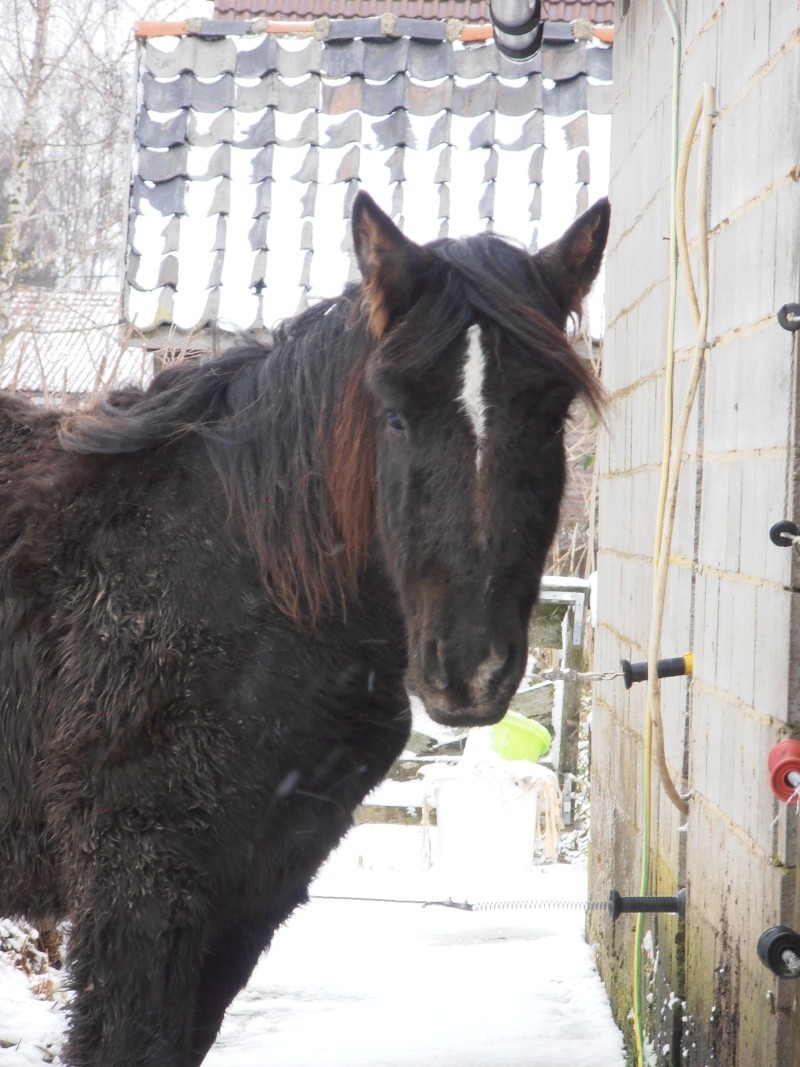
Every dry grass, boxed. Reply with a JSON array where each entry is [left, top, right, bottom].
[[546, 332, 602, 581]]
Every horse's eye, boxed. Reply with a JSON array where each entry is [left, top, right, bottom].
[[386, 410, 407, 435]]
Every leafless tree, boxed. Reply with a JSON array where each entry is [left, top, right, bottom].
[[0, 0, 211, 357]]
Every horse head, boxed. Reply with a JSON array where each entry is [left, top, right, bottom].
[[352, 192, 609, 727]]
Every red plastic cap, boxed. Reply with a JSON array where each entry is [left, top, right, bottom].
[[768, 739, 800, 804]]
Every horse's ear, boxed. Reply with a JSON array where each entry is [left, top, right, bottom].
[[534, 198, 610, 320], [352, 191, 430, 338]]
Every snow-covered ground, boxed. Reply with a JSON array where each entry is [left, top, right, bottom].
[[0, 826, 625, 1066]]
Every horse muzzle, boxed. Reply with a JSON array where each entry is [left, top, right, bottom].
[[405, 633, 527, 727]]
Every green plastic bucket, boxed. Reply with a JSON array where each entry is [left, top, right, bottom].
[[490, 710, 552, 763]]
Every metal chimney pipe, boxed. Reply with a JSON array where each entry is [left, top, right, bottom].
[[489, 0, 544, 61]]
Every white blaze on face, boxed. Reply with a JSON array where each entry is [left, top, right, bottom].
[[459, 325, 487, 470]]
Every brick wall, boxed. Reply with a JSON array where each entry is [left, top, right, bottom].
[[589, 1, 800, 1062]]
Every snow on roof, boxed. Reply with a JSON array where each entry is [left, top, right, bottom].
[[1, 288, 153, 400], [126, 17, 612, 342], [212, 1, 616, 24]]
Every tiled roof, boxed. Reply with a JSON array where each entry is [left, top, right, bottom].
[[212, 2, 615, 24], [541, 0, 614, 21], [126, 18, 613, 340], [2, 288, 152, 399]]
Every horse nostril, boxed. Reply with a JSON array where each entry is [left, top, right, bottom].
[[501, 642, 517, 678], [479, 641, 518, 694], [423, 639, 449, 692]]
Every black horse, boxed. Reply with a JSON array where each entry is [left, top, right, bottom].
[[0, 192, 608, 1065]]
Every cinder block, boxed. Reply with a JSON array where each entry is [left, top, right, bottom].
[[729, 580, 758, 709], [643, 375, 669, 470], [704, 331, 793, 455], [635, 469, 663, 558], [710, 191, 780, 338], [694, 572, 721, 688], [698, 456, 731, 569], [608, 193, 669, 316], [597, 399, 621, 474], [698, 455, 777, 579], [598, 432, 618, 485], [634, 284, 671, 381], [768, 0, 800, 53], [668, 357, 702, 461], [596, 551, 629, 636], [774, 179, 800, 302], [597, 550, 653, 654], [703, 347, 737, 457], [738, 453, 792, 586], [716, 0, 775, 113], [711, 48, 800, 226], [724, 462, 745, 573], [690, 688, 723, 804], [683, 0, 725, 44], [659, 562, 694, 653], [714, 574, 738, 700], [753, 583, 791, 722]]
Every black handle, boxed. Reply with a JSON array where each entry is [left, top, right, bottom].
[[620, 655, 691, 689], [609, 888, 686, 922]]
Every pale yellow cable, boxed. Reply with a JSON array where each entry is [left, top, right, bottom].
[[646, 83, 715, 817], [634, 79, 715, 1067], [644, 85, 712, 815], [675, 92, 704, 329], [634, 5, 682, 1061]]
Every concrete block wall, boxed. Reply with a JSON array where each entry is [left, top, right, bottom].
[[589, 1, 800, 1063]]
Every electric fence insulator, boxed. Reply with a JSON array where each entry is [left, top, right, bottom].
[[608, 888, 686, 922], [777, 303, 800, 332], [769, 520, 800, 547], [767, 739, 800, 804], [757, 926, 800, 979], [620, 653, 693, 689]]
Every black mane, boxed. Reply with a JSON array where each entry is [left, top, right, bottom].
[[60, 294, 361, 456], [60, 294, 373, 621], [430, 233, 603, 406]]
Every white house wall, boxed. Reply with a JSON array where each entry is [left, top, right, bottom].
[[591, 0, 800, 1063]]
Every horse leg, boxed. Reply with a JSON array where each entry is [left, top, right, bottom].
[[63, 886, 205, 1067], [188, 906, 296, 1065]]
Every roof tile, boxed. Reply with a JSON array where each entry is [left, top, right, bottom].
[[212, 1, 614, 24], [127, 25, 612, 338]]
